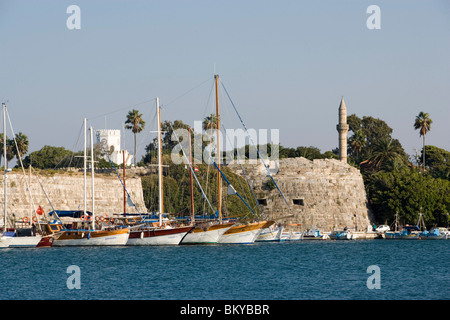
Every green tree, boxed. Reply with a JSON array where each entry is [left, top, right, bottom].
[[347, 114, 407, 171], [0, 134, 14, 168], [414, 111, 432, 169], [12, 132, 29, 164], [366, 137, 406, 171], [348, 129, 366, 163], [421, 145, 450, 180], [22, 146, 77, 169], [125, 109, 146, 166], [366, 167, 450, 226], [202, 114, 218, 131]]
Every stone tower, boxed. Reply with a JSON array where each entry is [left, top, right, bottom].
[[336, 97, 349, 163]]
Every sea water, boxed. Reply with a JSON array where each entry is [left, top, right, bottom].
[[0, 240, 448, 300]]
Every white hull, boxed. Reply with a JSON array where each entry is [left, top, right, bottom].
[[219, 228, 262, 244], [281, 231, 301, 241], [255, 226, 284, 242], [8, 235, 42, 248], [127, 231, 189, 246], [53, 232, 129, 246], [181, 225, 233, 244], [0, 236, 11, 248]]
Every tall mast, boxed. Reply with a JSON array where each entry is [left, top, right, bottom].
[[188, 127, 194, 223], [83, 118, 87, 217], [90, 125, 95, 231], [3, 103, 7, 232], [123, 150, 126, 214], [215, 74, 222, 223], [156, 97, 163, 225]]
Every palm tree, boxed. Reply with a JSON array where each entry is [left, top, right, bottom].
[[125, 109, 145, 166], [202, 114, 218, 157], [0, 134, 15, 168], [202, 114, 218, 131], [348, 129, 366, 163], [12, 132, 29, 164], [367, 137, 405, 171], [414, 111, 432, 169]]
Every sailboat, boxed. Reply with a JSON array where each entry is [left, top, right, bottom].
[[126, 98, 193, 245], [52, 120, 130, 246], [0, 103, 42, 248], [194, 75, 272, 244], [179, 127, 235, 245]]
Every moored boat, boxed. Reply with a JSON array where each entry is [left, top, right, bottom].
[[300, 229, 328, 240], [419, 227, 448, 240], [329, 229, 353, 240], [218, 220, 272, 244], [181, 221, 235, 245], [255, 223, 284, 242], [127, 224, 193, 245], [49, 213, 130, 246], [1, 103, 43, 248], [385, 225, 421, 240]]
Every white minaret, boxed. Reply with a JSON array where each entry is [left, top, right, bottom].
[[336, 97, 349, 163]]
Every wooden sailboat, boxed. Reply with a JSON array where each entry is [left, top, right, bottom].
[[196, 75, 271, 244], [126, 98, 193, 245], [52, 120, 130, 246], [180, 126, 234, 244], [0, 103, 42, 248]]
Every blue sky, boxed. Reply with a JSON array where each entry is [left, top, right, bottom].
[[0, 0, 449, 163]]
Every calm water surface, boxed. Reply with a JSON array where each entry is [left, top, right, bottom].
[[0, 240, 448, 300]]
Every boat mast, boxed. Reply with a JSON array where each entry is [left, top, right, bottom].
[[157, 97, 163, 226], [123, 150, 126, 214], [214, 75, 222, 223], [90, 125, 95, 231], [2, 103, 7, 232], [83, 118, 87, 218], [188, 127, 194, 223]]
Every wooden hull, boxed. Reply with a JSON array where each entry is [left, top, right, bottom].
[[181, 222, 235, 244], [36, 234, 62, 247], [127, 226, 193, 245], [53, 228, 130, 246], [219, 221, 270, 244]]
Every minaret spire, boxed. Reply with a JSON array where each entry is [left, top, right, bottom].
[[336, 97, 349, 163]]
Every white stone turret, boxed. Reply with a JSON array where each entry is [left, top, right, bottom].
[[336, 97, 349, 163], [96, 129, 133, 166]]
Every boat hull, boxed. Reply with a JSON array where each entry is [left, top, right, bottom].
[[0, 236, 11, 248], [127, 226, 193, 245], [53, 228, 130, 246], [256, 225, 283, 242], [1, 235, 42, 248], [219, 221, 270, 244], [329, 231, 352, 240], [181, 222, 234, 244], [385, 232, 420, 240]]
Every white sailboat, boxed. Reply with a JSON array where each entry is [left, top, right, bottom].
[[179, 126, 234, 245], [200, 75, 271, 244], [52, 119, 130, 246], [0, 103, 42, 248], [126, 98, 193, 245]]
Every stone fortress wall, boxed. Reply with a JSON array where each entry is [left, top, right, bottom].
[[229, 157, 374, 232], [0, 171, 147, 223]]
